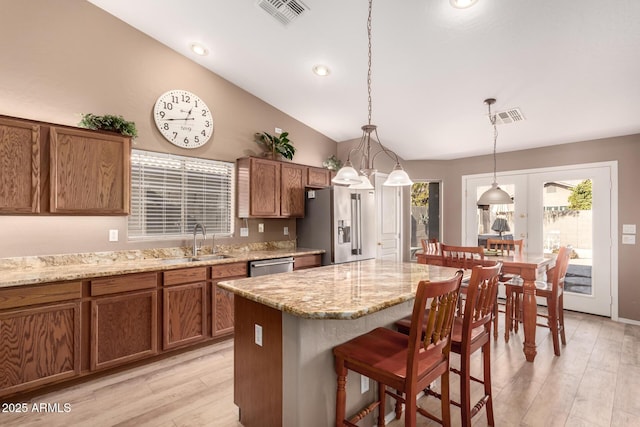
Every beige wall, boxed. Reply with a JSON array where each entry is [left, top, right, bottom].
[[0, 0, 336, 257]]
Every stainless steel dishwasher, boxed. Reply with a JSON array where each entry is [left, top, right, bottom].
[[249, 256, 294, 277]]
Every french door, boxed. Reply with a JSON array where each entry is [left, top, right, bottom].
[[463, 162, 616, 317]]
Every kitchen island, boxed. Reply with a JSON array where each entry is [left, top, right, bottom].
[[217, 259, 468, 427]]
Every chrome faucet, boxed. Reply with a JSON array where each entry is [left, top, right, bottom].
[[211, 233, 217, 254], [192, 223, 207, 257]]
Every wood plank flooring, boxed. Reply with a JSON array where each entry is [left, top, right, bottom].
[[1, 310, 639, 426]]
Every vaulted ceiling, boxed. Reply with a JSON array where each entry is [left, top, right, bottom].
[[89, 0, 640, 160]]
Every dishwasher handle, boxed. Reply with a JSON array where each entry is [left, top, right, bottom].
[[250, 257, 294, 268]]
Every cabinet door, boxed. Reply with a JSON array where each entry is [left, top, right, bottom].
[[306, 166, 330, 188], [0, 117, 40, 213], [0, 301, 80, 396], [211, 262, 247, 337], [91, 290, 158, 371], [163, 282, 207, 350], [212, 282, 235, 337], [281, 163, 305, 217], [250, 158, 281, 217], [50, 127, 130, 215]]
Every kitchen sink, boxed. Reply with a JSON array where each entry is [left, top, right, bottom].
[[193, 254, 234, 261], [159, 257, 200, 264], [159, 254, 234, 264]]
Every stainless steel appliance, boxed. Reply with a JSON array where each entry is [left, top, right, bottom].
[[249, 257, 294, 277], [296, 186, 375, 265]]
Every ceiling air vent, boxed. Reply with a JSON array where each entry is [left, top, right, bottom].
[[494, 108, 525, 125], [257, 0, 309, 26]]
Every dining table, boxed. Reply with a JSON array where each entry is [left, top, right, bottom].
[[416, 250, 555, 362]]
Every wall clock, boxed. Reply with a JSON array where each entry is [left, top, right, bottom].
[[153, 89, 213, 148]]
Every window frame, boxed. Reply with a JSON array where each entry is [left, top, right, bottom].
[[128, 149, 235, 241]]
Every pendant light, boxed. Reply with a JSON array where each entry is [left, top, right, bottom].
[[477, 98, 513, 205], [332, 0, 413, 188]]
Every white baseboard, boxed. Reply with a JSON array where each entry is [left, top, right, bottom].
[[617, 317, 640, 326]]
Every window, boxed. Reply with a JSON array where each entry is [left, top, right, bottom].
[[129, 149, 234, 240]]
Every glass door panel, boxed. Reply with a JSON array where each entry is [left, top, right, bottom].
[[528, 166, 611, 316]]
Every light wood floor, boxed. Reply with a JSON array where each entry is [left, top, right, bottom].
[[2, 310, 639, 427]]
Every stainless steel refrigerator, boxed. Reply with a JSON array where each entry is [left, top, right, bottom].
[[296, 186, 376, 265]]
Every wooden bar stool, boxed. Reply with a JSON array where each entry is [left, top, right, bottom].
[[333, 271, 464, 427], [396, 263, 502, 426]]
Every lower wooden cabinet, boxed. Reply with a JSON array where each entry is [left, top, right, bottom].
[[90, 289, 158, 371], [293, 254, 322, 270], [0, 260, 255, 398], [212, 262, 248, 338], [0, 281, 82, 397], [163, 280, 207, 350], [212, 284, 235, 337]]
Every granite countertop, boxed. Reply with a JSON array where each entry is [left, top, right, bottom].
[[217, 259, 469, 320], [0, 245, 324, 289]]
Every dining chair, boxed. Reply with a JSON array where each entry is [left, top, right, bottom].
[[396, 263, 502, 426], [486, 238, 524, 256], [504, 246, 571, 356], [440, 244, 485, 269], [333, 271, 464, 427], [485, 238, 524, 338], [421, 238, 439, 254]]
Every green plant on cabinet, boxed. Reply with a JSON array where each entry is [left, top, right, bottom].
[[255, 131, 295, 160]]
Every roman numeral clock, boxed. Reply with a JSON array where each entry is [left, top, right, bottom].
[[153, 89, 213, 148]]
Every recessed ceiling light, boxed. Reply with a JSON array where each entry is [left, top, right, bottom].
[[312, 64, 331, 77], [450, 0, 479, 9], [190, 43, 208, 56]]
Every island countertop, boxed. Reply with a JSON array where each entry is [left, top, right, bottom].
[[217, 259, 467, 320]]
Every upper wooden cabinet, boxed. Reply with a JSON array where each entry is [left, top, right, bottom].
[[237, 157, 305, 218], [237, 157, 280, 217], [0, 115, 130, 216], [50, 127, 130, 215], [0, 117, 41, 213], [280, 163, 305, 217], [306, 166, 331, 188]]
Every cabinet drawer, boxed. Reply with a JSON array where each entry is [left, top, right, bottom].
[[293, 254, 322, 270], [91, 272, 157, 296], [212, 262, 248, 279], [0, 281, 81, 310], [164, 267, 207, 286]]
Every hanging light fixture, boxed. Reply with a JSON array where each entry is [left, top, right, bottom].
[[332, 0, 413, 188], [477, 98, 513, 205]]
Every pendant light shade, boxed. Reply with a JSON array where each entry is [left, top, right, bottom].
[[383, 163, 414, 187], [477, 182, 513, 205], [477, 98, 513, 205], [349, 175, 374, 190], [331, 0, 412, 188], [331, 161, 361, 185]]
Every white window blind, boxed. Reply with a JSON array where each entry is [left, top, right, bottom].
[[129, 149, 234, 239]]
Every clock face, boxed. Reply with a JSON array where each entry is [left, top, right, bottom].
[[153, 90, 213, 148]]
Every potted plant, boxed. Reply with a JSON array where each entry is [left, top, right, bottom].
[[255, 131, 295, 160], [322, 155, 343, 171], [79, 113, 138, 138]]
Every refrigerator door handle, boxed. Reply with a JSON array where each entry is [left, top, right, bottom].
[[356, 194, 363, 255], [351, 193, 362, 256], [351, 194, 358, 255]]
